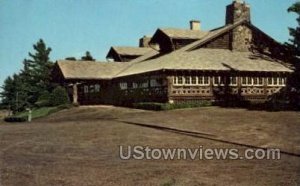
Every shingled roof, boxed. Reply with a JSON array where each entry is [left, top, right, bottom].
[[57, 60, 130, 80], [109, 46, 154, 56], [158, 28, 209, 40], [115, 49, 293, 77]]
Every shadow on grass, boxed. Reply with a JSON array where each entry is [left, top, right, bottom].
[[119, 120, 300, 158]]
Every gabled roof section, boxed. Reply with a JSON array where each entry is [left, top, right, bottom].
[[56, 60, 130, 80], [178, 19, 247, 52], [158, 28, 209, 40], [109, 46, 154, 56]]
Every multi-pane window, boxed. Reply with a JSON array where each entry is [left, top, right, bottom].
[[230, 76, 237, 85], [268, 77, 273, 85], [242, 77, 247, 85], [204, 76, 210, 85], [185, 76, 191, 84], [198, 76, 203, 84], [214, 76, 220, 85], [119, 82, 127, 90], [95, 84, 100, 92], [178, 76, 183, 84], [191, 76, 197, 84]]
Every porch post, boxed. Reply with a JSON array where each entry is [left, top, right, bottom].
[[73, 83, 78, 104]]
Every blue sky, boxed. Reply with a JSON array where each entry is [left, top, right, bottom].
[[0, 0, 298, 89]]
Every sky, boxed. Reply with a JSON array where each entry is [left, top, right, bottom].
[[0, 0, 298, 90]]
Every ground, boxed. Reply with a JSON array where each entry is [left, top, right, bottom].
[[0, 106, 299, 186]]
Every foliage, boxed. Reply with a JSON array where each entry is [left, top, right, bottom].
[[49, 86, 70, 106], [132, 101, 212, 111], [4, 116, 27, 122], [287, 1, 300, 56], [35, 90, 51, 107], [81, 51, 95, 61], [0, 39, 53, 112], [65, 57, 76, 60]]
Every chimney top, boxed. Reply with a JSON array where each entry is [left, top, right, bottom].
[[190, 20, 201, 31]]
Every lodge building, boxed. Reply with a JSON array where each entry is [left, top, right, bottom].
[[52, 0, 293, 105]]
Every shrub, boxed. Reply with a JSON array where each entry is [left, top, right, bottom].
[[35, 91, 51, 107], [4, 116, 27, 122], [132, 101, 212, 111], [49, 86, 70, 106]]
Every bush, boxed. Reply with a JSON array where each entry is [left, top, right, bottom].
[[35, 91, 51, 107], [4, 116, 27, 122], [132, 101, 212, 111], [49, 86, 70, 106]]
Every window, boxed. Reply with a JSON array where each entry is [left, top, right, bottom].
[[198, 76, 203, 85], [95, 84, 100, 92], [178, 76, 183, 84], [84, 85, 89, 93], [89, 85, 94, 93], [173, 76, 177, 85], [119, 82, 127, 90], [132, 82, 138, 89], [185, 76, 191, 84], [230, 76, 237, 86], [273, 77, 278, 85], [258, 77, 263, 85], [247, 77, 252, 85], [253, 77, 258, 85], [204, 76, 210, 85], [142, 81, 148, 88], [191, 76, 197, 84], [214, 76, 220, 85], [242, 77, 247, 85], [267, 77, 273, 85]]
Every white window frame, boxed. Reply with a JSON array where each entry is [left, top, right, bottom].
[[267, 77, 286, 87], [229, 76, 237, 86], [184, 76, 191, 85], [213, 76, 225, 86]]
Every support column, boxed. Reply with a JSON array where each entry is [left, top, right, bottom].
[[73, 83, 78, 104]]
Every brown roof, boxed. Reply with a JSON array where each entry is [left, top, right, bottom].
[[111, 46, 154, 56], [116, 49, 293, 77], [159, 28, 209, 40], [57, 60, 130, 80]]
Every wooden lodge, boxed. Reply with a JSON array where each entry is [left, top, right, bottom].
[[52, 0, 293, 106]]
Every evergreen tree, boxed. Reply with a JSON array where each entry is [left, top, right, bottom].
[[287, 2, 300, 56], [21, 39, 53, 104], [81, 51, 95, 61]]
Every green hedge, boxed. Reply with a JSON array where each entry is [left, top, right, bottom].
[[132, 101, 212, 111]]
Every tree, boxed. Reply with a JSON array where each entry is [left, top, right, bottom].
[[81, 51, 95, 61], [0, 74, 28, 112], [287, 2, 300, 56], [21, 39, 53, 104], [0, 39, 54, 112]]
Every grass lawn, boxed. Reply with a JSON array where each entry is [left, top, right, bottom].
[[14, 106, 66, 120], [0, 106, 299, 185]]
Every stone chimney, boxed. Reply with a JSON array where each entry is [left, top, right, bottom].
[[226, 0, 251, 25], [190, 20, 201, 31]]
